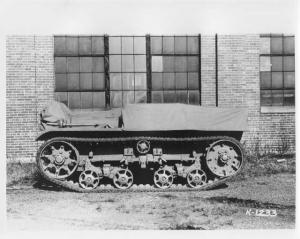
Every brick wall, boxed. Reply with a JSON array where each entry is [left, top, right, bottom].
[[6, 36, 55, 162], [6, 35, 295, 162]]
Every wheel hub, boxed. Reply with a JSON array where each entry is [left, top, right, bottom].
[[54, 155, 65, 165]]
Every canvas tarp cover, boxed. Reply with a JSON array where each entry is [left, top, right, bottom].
[[121, 104, 248, 131]]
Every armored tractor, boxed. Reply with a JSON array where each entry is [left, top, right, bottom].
[[36, 102, 247, 192]]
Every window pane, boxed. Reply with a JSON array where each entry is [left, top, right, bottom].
[[260, 56, 271, 71], [109, 37, 121, 54], [69, 92, 81, 109], [271, 72, 283, 89], [261, 90, 272, 106], [284, 72, 295, 89], [152, 56, 163, 72], [271, 37, 283, 54], [123, 91, 134, 106], [54, 37, 65, 55], [93, 73, 105, 90], [122, 55, 134, 72], [284, 36, 294, 54], [163, 91, 176, 103], [151, 37, 162, 54], [80, 73, 93, 90], [134, 55, 146, 72], [152, 73, 163, 90], [284, 90, 295, 106], [55, 92, 68, 106], [176, 91, 188, 103], [67, 57, 79, 73], [272, 90, 283, 106], [175, 56, 187, 72], [135, 73, 147, 90], [93, 57, 104, 72], [188, 90, 200, 105], [122, 73, 134, 90], [175, 36, 187, 54], [66, 37, 78, 55], [79, 37, 91, 55], [283, 56, 295, 71], [163, 73, 175, 90], [109, 55, 121, 72], [134, 37, 146, 54], [122, 37, 134, 54], [151, 91, 163, 103], [55, 57, 67, 73], [81, 92, 93, 109], [92, 36, 104, 54], [135, 91, 147, 103], [67, 73, 80, 91], [187, 56, 198, 72], [110, 91, 122, 107], [187, 36, 198, 54], [110, 73, 122, 90], [93, 92, 106, 108], [175, 73, 187, 90], [271, 56, 282, 71], [163, 36, 174, 54], [55, 74, 67, 91], [260, 72, 271, 89], [188, 72, 199, 90], [163, 56, 174, 72], [260, 37, 270, 54], [80, 57, 93, 72]]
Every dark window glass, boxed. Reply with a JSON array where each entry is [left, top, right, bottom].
[[176, 90, 188, 103], [134, 37, 146, 54], [79, 37, 92, 55], [283, 90, 295, 106], [81, 92, 93, 108], [122, 55, 134, 72], [261, 90, 272, 106], [67, 57, 79, 73], [109, 55, 122, 72], [272, 90, 284, 106], [92, 37, 104, 55], [163, 56, 174, 72], [151, 91, 163, 103], [110, 73, 122, 90], [54, 37, 65, 55], [283, 56, 295, 71], [93, 73, 105, 90], [69, 92, 81, 109], [187, 36, 198, 54], [55, 57, 67, 73], [80, 73, 93, 90], [175, 36, 187, 54], [80, 57, 93, 72], [284, 36, 294, 54], [93, 92, 106, 108], [271, 37, 283, 54], [260, 72, 271, 89], [163, 37, 174, 54], [135, 91, 147, 103], [188, 72, 199, 90], [271, 56, 282, 71], [55, 74, 67, 91], [67, 73, 80, 91], [271, 72, 283, 89], [187, 56, 198, 72], [152, 73, 163, 90], [188, 91, 199, 105], [284, 72, 295, 89], [163, 73, 175, 90], [175, 73, 187, 90], [151, 37, 162, 54], [110, 91, 122, 107], [163, 91, 176, 103], [109, 37, 121, 54], [122, 37, 134, 54], [175, 56, 187, 72], [92, 57, 104, 72], [122, 73, 134, 90], [66, 37, 78, 55]]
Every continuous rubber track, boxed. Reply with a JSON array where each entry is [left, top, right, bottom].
[[36, 136, 245, 193]]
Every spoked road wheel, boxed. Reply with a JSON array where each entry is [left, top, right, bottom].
[[79, 170, 100, 190], [37, 140, 79, 180], [113, 169, 134, 190], [187, 169, 207, 188], [153, 169, 174, 189], [205, 139, 244, 177]]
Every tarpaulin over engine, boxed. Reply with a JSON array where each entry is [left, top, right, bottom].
[[121, 104, 248, 131]]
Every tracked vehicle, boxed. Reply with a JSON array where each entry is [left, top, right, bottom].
[[36, 101, 247, 192]]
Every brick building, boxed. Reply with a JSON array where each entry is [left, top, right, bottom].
[[6, 34, 295, 162]]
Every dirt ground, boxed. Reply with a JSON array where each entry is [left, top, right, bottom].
[[6, 173, 295, 230]]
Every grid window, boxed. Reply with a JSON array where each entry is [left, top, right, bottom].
[[260, 35, 295, 107]]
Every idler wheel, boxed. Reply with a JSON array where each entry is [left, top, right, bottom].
[[37, 140, 79, 179], [187, 169, 207, 188], [153, 168, 174, 189], [113, 168, 134, 190], [79, 170, 100, 190], [205, 139, 243, 177]]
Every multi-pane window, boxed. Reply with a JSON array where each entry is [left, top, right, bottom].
[[109, 36, 147, 107], [260, 35, 295, 107], [54, 36, 106, 110], [150, 36, 200, 104]]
